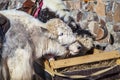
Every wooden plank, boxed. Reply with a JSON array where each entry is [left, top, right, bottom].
[[116, 58, 120, 65], [50, 50, 120, 69], [44, 60, 55, 76], [93, 49, 103, 54]]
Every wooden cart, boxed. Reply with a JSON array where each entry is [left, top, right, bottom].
[[34, 49, 120, 80]]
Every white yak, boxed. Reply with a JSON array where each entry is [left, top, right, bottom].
[[0, 9, 81, 80]]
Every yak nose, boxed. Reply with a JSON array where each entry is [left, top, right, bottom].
[[77, 46, 82, 50]]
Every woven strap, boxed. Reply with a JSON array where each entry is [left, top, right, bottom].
[[33, 0, 43, 18]]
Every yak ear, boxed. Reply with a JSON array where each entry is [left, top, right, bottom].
[[40, 27, 58, 39], [41, 27, 49, 32]]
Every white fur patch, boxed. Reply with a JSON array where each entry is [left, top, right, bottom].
[[1, 10, 69, 80], [42, 0, 70, 22]]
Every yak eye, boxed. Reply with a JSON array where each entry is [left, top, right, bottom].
[[59, 33, 63, 36]]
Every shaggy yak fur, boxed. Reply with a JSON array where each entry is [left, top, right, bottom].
[[41, 18, 93, 56], [41, 18, 82, 54], [37, 0, 80, 32], [0, 10, 79, 80], [75, 29, 94, 55]]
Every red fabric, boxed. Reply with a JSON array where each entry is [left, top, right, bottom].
[[33, 0, 43, 18]]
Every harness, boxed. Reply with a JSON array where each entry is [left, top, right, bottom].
[[33, 0, 43, 18], [18, 0, 43, 18]]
